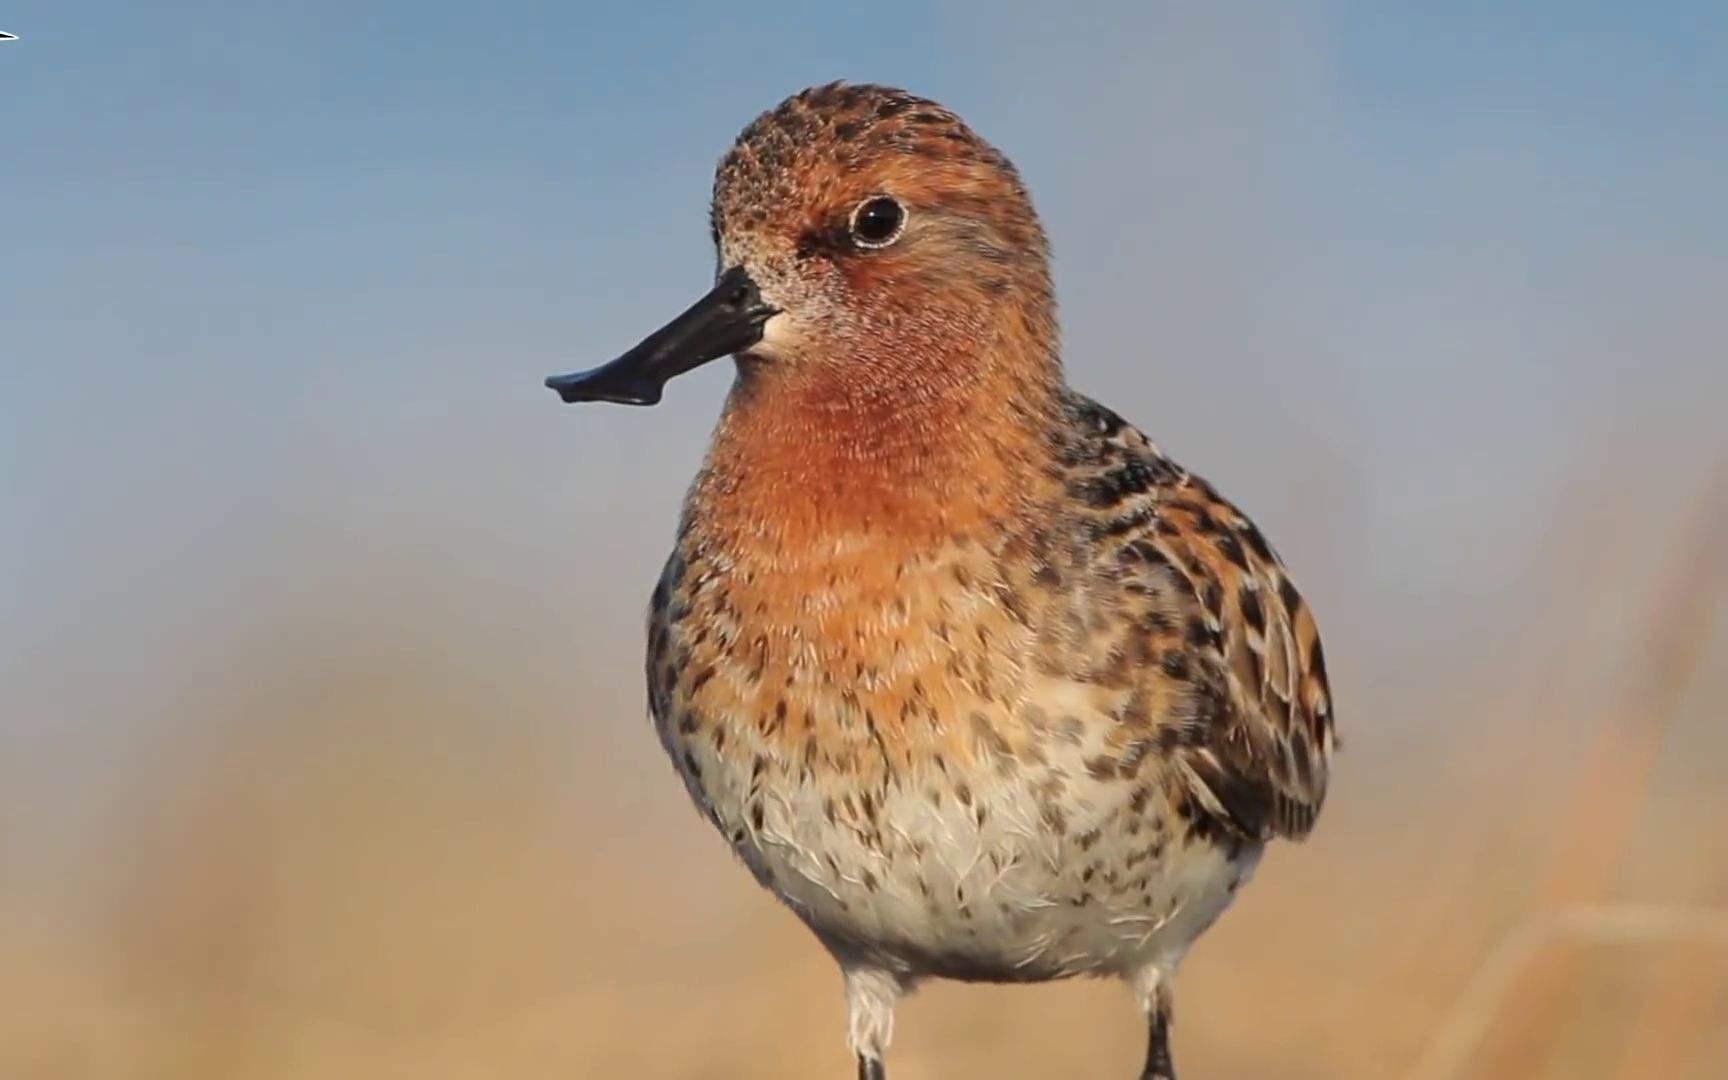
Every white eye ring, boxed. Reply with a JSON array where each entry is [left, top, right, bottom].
[[848, 196, 907, 249]]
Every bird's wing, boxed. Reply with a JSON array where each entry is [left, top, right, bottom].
[[1058, 392, 1335, 842]]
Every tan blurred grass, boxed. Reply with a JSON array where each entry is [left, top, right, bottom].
[[3, 467, 1725, 1080], [1427, 468, 1728, 1080]]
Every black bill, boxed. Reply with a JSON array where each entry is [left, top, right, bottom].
[[544, 265, 777, 406]]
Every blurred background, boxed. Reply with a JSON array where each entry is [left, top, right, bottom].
[[4, 3, 1726, 1077]]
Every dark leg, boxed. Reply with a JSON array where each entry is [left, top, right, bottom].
[[1140, 1000, 1175, 1080], [857, 1054, 885, 1080]]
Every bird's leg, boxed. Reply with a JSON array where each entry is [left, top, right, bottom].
[[1131, 964, 1177, 1080], [1141, 1003, 1176, 1080], [842, 966, 902, 1080]]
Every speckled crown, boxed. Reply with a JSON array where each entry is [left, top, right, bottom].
[[712, 82, 1047, 259]]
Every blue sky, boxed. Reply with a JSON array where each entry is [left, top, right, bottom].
[[3, 3, 1726, 748]]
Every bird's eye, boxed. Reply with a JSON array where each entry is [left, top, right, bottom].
[[849, 196, 906, 249]]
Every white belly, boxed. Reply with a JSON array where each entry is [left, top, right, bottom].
[[661, 718, 1260, 983]]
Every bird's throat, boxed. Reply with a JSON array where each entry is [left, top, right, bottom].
[[694, 350, 1057, 556]]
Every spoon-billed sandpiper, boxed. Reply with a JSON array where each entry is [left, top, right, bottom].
[[546, 83, 1335, 1080]]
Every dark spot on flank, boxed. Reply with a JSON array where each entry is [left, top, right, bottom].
[[1216, 531, 1249, 570], [1200, 580, 1224, 615], [1140, 609, 1175, 633], [1117, 738, 1151, 775], [1097, 505, 1155, 539], [1290, 728, 1314, 786], [1278, 575, 1304, 617], [1309, 635, 1332, 684], [1079, 400, 1126, 436], [1240, 522, 1275, 561], [1240, 587, 1266, 632], [1160, 652, 1190, 680], [749, 802, 765, 833], [1128, 785, 1152, 815], [1186, 616, 1219, 649], [1077, 460, 1163, 509]]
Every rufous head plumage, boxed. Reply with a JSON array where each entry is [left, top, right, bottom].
[[547, 83, 1060, 411], [711, 82, 1057, 390]]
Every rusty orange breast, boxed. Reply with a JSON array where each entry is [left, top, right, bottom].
[[653, 366, 1062, 779]]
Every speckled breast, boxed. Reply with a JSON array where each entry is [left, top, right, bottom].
[[643, 533, 1256, 980]]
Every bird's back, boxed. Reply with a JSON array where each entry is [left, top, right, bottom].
[[1041, 389, 1335, 844]]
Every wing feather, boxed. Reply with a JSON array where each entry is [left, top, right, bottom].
[[1058, 392, 1335, 842]]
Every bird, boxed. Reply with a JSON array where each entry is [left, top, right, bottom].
[[545, 82, 1335, 1080]]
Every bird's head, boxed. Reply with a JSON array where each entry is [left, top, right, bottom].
[[546, 83, 1058, 409]]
